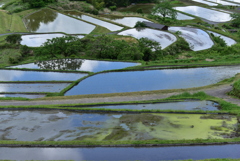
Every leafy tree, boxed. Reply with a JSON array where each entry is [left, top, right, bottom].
[[151, 0, 177, 20], [5, 34, 22, 44], [138, 38, 161, 61], [35, 35, 81, 60], [231, 13, 240, 28]]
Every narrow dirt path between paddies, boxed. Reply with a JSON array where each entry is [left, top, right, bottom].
[[0, 84, 240, 106]]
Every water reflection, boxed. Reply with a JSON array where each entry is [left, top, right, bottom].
[[0, 111, 236, 141], [169, 27, 214, 51], [175, 6, 232, 22], [84, 100, 219, 111], [207, 30, 236, 46], [207, 0, 239, 5], [0, 94, 46, 99], [1, 145, 240, 161], [21, 34, 65, 47], [65, 11, 123, 31], [65, 66, 240, 96], [100, 16, 153, 27], [192, 0, 218, 6], [24, 9, 95, 34], [9, 59, 140, 73], [118, 28, 177, 49], [0, 83, 71, 93], [0, 69, 87, 81]]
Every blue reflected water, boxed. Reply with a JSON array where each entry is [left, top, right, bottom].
[[65, 66, 240, 96], [0, 70, 87, 81], [8, 59, 140, 73], [84, 100, 219, 111], [1, 144, 240, 160]]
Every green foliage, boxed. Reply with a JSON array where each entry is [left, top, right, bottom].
[[134, 21, 147, 28], [5, 34, 22, 44], [230, 13, 240, 28], [20, 45, 31, 57], [229, 79, 240, 98], [35, 35, 82, 60], [22, 0, 57, 8], [109, 5, 117, 11], [136, 8, 143, 14], [210, 33, 227, 47], [151, 0, 177, 20]]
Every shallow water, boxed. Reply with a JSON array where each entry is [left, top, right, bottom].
[[118, 28, 177, 49], [0, 111, 236, 141], [8, 59, 140, 73], [24, 8, 95, 34], [207, 30, 236, 46], [175, 6, 232, 22], [0, 83, 71, 93], [64, 11, 123, 31], [83, 100, 219, 111], [191, 0, 218, 6], [65, 65, 240, 96], [100, 16, 153, 27], [1, 144, 240, 161], [0, 94, 46, 99], [169, 27, 214, 51], [0, 3, 4, 7], [21, 34, 65, 47], [0, 69, 87, 81], [207, 0, 239, 5]]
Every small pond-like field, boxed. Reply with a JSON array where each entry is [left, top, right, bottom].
[[0, 111, 237, 141], [118, 28, 177, 49], [175, 6, 232, 22], [0, 83, 71, 93], [0, 69, 87, 81], [21, 34, 65, 47], [78, 100, 219, 111], [207, 31, 236, 46], [169, 27, 214, 51], [24, 9, 96, 34], [191, 0, 218, 6], [65, 65, 240, 96], [64, 11, 123, 31], [8, 59, 140, 73]]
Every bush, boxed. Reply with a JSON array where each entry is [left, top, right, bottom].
[[134, 21, 147, 28], [5, 34, 22, 44], [109, 5, 116, 11], [229, 79, 240, 98]]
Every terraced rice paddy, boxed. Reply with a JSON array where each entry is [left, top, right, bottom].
[[0, 111, 236, 141], [207, 31, 236, 46], [24, 9, 96, 34], [169, 27, 214, 51], [118, 28, 177, 49]]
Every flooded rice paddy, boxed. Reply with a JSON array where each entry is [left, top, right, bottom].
[[100, 15, 152, 27], [0, 83, 71, 93], [66, 65, 240, 96], [191, 0, 218, 6], [175, 6, 232, 22], [118, 28, 177, 49], [0, 110, 237, 141], [24, 9, 95, 34], [82, 100, 219, 111], [8, 59, 140, 73], [0, 69, 87, 81], [169, 27, 214, 51], [207, 0, 239, 5], [21, 34, 65, 47], [0, 94, 46, 99], [1, 144, 240, 161], [64, 11, 123, 31], [207, 30, 236, 46]]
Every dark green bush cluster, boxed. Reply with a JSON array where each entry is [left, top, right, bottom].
[[22, 0, 57, 8], [5, 34, 22, 44], [229, 79, 240, 98]]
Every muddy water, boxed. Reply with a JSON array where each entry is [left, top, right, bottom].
[[82, 100, 219, 111], [169, 27, 214, 51], [1, 144, 240, 160], [118, 28, 177, 49], [65, 65, 240, 96], [0, 69, 87, 81], [8, 59, 140, 73], [24, 8, 95, 34], [0, 111, 237, 141]]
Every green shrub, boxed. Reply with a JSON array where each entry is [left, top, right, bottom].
[[229, 79, 240, 98]]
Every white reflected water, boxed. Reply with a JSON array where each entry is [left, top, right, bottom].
[[207, 0, 239, 5], [191, 0, 218, 6], [118, 28, 177, 49], [169, 27, 214, 51], [207, 30, 236, 46], [175, 6, 232, 22]]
